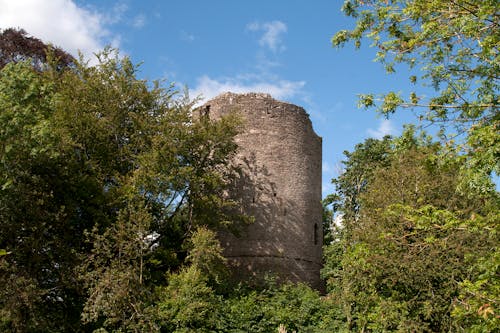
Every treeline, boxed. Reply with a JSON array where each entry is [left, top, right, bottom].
[[0, 28, 241, 332], [325, 0, 499, 331], [323, 130, 498, 332]]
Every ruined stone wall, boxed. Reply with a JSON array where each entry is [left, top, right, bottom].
[[201, 92, 323, 290]]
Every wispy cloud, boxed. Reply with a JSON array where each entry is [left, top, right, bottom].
[[367, 119, 396, 139], [247, 20, 287, 53], [322, 162, 333, 174], [190, 19, 307, 106], [132, 14, 146, 29], [180, 30, 195, 42], [103, 2, 128, 25], [0, 0, 123, 61], [191, 75, 305, 103]]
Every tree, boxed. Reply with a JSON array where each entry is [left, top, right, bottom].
[[157, 228, 332, 333], [333, 0, 498, 119], [324, 131, 499, 331], [321, 135, 392, 307], [0, 60, 89, 332], [331, 2, 500, 329], [0, 45, 242, 331], [66, 51, 243, 331], [156, 227, 226, 333], [333, 0, 499, 191], [0, 28, 74, 70], [214, 282, 329, 333], [79, 200, 158, 332], [324, 135, 392, 231]]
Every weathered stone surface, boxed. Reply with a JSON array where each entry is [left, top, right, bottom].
[[201, 92, 323, 290]]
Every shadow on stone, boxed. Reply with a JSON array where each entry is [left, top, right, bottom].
[[202, 92, 323, 290]]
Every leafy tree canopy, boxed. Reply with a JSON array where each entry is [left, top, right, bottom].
[[330, 5, 500, 328], [0, 28, 75, 70], [333, 0, 499, 193], [333, 0, 499, 121], [0, 41, 242, 331], [324, 130, 499, 331]]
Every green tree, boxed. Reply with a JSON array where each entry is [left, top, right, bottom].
[[321, 135, 393, 317], [79, 200, 158, 332], [215, 282, 329, 333], [324, 135, 392, 231], [0, 46, 242, 331], [333, 0, 499, 191], [157, 227, 332, 333], [185, 226, 229, 287], [333, 0, 498, 119], [156, 227, 225, 332], [67, 51, 243, 331], [324, 132, 499, 331], [0, 60, 92, 332], [332, 2, 500, 329]]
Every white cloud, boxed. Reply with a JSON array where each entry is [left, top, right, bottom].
[[322, 162, 332, 174], [247, 20, 287, 52], [188, 19, 305, 105], [132, 14, 146, 29], [180, 30, 195, 42], [191, 75, 305, 103], [188, 19, 305, 107], [367, 119, 396, 139], [103, 2, 128, 25], [0, 0, 121, 61]]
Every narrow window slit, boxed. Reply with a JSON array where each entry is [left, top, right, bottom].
[[314, 223, 318, 245]]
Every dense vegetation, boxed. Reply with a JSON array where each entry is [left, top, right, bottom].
[[325, 1, 499, 331], [323, 128, 498, 331], [0, 0, 498, 331], [0, 30, 244, 331]]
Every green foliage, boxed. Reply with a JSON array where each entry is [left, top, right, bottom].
[[156, 225, 227, 332], [157, 224, 334, 332], [186, 226, 229, 287], [0, 48, 243, 332], [215, 283, 330, 333], [460, 120, 500, 196], [158, 266, 219, 333], [333, 0, 499, 122], [79, 200, 157, 332], [325, 132, 499, 331], [158, 278, 333, 333], [451, 209, 500, 331], [333, 0, 500, 192], [0, 60, 89, 332], [330, 3, 500, 330], [326, 135, 393, 230]]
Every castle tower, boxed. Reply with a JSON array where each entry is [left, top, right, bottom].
[[201, 92, 322, 290]]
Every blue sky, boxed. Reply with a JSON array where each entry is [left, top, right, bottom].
[[1, 0, 423, 196]]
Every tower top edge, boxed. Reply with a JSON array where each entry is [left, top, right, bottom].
[[201, 91, 322, 141], [203, 92, 298, 109]]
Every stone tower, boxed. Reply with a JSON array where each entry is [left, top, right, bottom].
[[201, 92, 322, 290]]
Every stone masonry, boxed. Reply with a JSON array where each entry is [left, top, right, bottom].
[[200, 92, 323, 290]]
